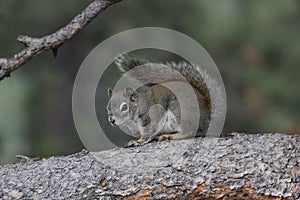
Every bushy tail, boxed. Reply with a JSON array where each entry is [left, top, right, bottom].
[[115, 54, 146, 73]]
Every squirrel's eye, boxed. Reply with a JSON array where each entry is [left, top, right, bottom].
[[120, 102, 128, 112]]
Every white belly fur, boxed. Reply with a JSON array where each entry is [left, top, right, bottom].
[[157, 110, 181, 134]]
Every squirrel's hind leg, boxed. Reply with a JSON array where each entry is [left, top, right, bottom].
[[158, 132, 192, 141]]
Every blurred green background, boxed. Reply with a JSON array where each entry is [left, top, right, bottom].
[[0, 0, 299, 164]]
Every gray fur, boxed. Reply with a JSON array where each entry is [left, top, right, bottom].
[[107, 54, 225, 141]]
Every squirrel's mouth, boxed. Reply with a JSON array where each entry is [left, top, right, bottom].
[[110, 122, 116, 127]]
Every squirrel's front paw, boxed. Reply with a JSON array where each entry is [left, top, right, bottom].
[[125, 140, 140, 147]]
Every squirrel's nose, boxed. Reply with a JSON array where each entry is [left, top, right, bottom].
[[108, 116, 116, 126]]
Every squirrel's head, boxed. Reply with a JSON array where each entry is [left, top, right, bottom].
[[106, 87, 138, 127]]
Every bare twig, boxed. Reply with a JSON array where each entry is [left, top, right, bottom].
[[0, 0, 122, 81]]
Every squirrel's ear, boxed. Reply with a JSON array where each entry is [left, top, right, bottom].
[[124, 87, 137, 102], [107, 88, 113, 98]]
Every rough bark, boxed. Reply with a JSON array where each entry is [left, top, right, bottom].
[[0, 0, 122, 81], [0, 133, 299, 199]]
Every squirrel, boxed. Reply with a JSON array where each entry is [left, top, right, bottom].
[[106, 54, 222, 145]]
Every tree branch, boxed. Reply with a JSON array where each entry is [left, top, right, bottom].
[[0, 133, 299, 199], [0, 0, 122, 81]]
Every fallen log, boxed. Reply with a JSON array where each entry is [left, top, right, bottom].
[[0, 133, 299, 199]]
